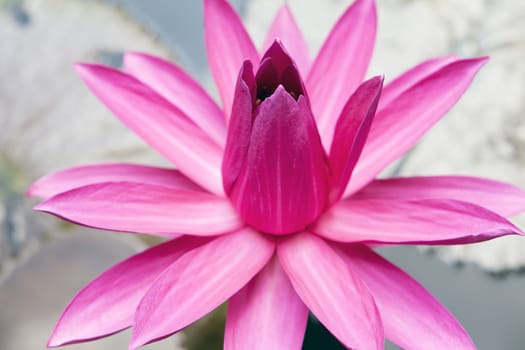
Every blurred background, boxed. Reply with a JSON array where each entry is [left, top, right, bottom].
[[1, 0, 525, 349]]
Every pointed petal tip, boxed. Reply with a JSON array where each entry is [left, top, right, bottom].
[[46, 328, 76, 348], [368, 75, 385, 88], [73, 63, 113, 83], [122, 51, 143, 67], [122, 51, 165, 70], [128, 336, 142, 350], [474, 55, 490, 63], [270, 37, 284, 47], [73, 62, 96, 75], [33, 201, 48, 213], [277, 3, 292, 14], [352, 0, 377, 13], [46, 335, 61, 348], [456, 56, 489, 70]]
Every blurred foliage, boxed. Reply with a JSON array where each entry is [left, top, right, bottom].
[[183, 305, 225, 350]]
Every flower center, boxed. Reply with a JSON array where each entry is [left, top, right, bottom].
[[222, 41, 329, 235]]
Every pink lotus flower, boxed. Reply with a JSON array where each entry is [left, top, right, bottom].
[[29, 0, 525, 349]]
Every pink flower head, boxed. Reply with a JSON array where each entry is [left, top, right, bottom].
[[29, 0, 525, 349]]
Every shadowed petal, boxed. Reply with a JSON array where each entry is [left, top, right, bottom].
[[204, 0, 259, 118], [353, 176, 525, 217], [379, 55, 457, 108], [307, 0, 377, 149], [231, 87, 328, 234], [75, 64, 225, 196], [130, 228, 275, 350], [313, 198, 522, 245], [262, 5, 310, 77], [124, 52, 227, 147], [346, 57, 488, 195], [224, 257, 308, 350], [35, 182, 242, 237], [28, 163, 202, 199], [278, 233, 383, 350], [329, 76, 383, 203], [47, 236, 210, 347], [338, 245, 475, 350]]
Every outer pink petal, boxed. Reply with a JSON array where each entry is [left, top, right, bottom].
[[47, 236, 210, 347], [353, 176, 525, 217], [346, 57, 488, 195], [337, 244, 475, 350], [278, 233, 383, 350], [313, 198, 523, 245], [378, 55, 457, 108], [262, 5, 310, 77], [204, 0, 259, 118], [224, 257, 308, 350], [35, 182, 242, 237], [307, 0, 377, 149], [75, 64, 224, 196], [329, 76, 383, 203], [130, 228, 275, 350], [124, 52, 227, 147], [27, 163, 202, 199]]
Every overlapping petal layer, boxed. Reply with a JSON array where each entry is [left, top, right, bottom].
[[47, 236, 210, 347], [313, 198, 522, 244], [124, 52, 227, 147], [307, 0, 377, 149], [329, 76, 383, 203], [224, 257, 308, 350], [353, 176, 525, 217], [263, 6, 310, 77], [204, 0, 259, 117], [338, 244, 476, 350], [278, 233, 383, 350], [28, 163, 202, 199], [35, 182, 242, 236], [130, 229, 275, 349], [378, 55, 457, 108], [346, 57, 488, 195], [75, 64, 225, 195]]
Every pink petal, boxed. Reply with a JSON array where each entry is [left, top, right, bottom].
[[278, 233, 383, 350], [28, 163, 202, 199], [204, 0, 259, 118], [262, 5, 310, 77], [48, 236, 210, 347], [346, 57, 488, 195], [123, 52, 227, 147], [353, 176, 525, 217], [338, 244, 475, 350], [379, 55, 457, 108], [307, 0, 377, 149], [130, 228, 275, 349], [313, 198, 523, 245], [75, 64, 225, 196], [35, 182, 242, 237], [230, 87, 328, 234], [224, 257, 308, 350], [222, 61, 256, 194], [329, 76, 383, 203]]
